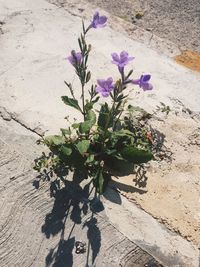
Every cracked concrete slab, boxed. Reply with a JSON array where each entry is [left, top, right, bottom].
[[103, 188, 199, 267], [1, 0, 200, 135], [0, 118, 164, 267], [0, 116, 199, 267], [0, 0, 200, 266]]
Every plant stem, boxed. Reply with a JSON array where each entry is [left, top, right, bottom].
[[101, 97, 117, 150], [81, 83, 86, 121], [113, 98, 125, 130]]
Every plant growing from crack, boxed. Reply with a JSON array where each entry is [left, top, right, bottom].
[[34, 12, 155, 194]]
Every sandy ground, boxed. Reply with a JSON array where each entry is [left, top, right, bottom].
[[85, 0, 200, 53], [0, 0, 200, 265], [112, 110, 200, 246], [84, 0, 200, 73]]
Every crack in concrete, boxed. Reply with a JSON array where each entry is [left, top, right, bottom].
[[0, 106, 44, 137], [0, 20, 5, 34]]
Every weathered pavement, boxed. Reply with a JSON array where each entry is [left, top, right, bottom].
[[0, 119, 164, 267], [0, 0, 200, 266], [1, 0, 200, 136]]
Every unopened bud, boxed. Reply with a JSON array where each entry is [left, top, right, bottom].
[[86, 71, 91, 83]]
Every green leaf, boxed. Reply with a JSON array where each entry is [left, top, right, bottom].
[[60, 145, 72, 156], [105, 155, 134, 175], [79, 110, 96, 133], [117, 93, 125, 102], [94, 169, 111, 194], [85, 71, 91, 83], [76, 140, 90, 154], [85, 101, 93, 112], [98, 170, 104, 194], [72, 123, 80, 129], [86, 110, 96, 125], [61, 96, 81, 112], [82, 20, 86, 35], [79, 120, 92, 133], [78, 38, 83, 52], [98, 103, 112, 129], [113, 129, 134, 137], [128, 105, 148, 114], [60, 128, 71, 136], [125, 69, 133, 80], [92, 96, 100, 104], [85, 154, 95, 164], [121, 146, 153, 164], [44, 135, 65, 146]]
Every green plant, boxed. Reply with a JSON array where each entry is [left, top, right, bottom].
[[34, 12, 154, 194]]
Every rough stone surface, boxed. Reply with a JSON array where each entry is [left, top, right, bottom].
[[0, 119, 164, 267], [103, 188, 199, 267], [0, 0, 200, 266], [85, 0, 200, 54]]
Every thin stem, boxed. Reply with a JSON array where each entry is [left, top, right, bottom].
[[121, 68, 125, 84], [84, 25, 92, 36], [113, 108, 123, 131], [81, 83, 86, 121], [101, 97, 117, 149]]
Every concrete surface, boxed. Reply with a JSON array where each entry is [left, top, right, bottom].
[[0, 119, 164, 267], [0, 0, 200, 266], [0, 116, 198, 267], [1, 0, 200, 137], [103, 188, 199, 267]]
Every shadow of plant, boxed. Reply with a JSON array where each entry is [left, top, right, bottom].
[[38, 180, 103, 267], [133, 164, 148, 188], [109, 179, 148, 195]]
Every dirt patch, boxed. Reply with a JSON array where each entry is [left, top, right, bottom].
[[112, 112, 200, 246], [85, 0, 200, 53], [175, 50, 200, 73]]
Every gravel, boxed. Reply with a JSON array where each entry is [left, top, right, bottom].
[[86, 0, 200, 53]]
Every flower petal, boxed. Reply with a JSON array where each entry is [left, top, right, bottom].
[[102, 91, 110, 97], [141, 82, 153, 91], [67, 55, 73, 64], [142, 74, 151, 82], [120, 51, 129, 59], [131, 79, 140, 85], [93, 11, 99, 20], [97, 79, 106, 88], [111, 53, 120, 63], [91, 12, 107, 28], [96, 86, 103, 93], [106, 77, 113, 87], [98, 16, 107, 25]]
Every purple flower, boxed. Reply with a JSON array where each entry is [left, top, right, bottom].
[[111, 51, 134, 73], [67, 50, 82, 66], [131, 74, 153, 91], [96, 77, 114, 97], [90, 11, 107, 28]]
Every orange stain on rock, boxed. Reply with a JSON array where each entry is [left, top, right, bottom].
[[175, 50, 200, 73]]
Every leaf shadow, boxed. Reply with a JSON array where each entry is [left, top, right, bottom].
[[38, 179, 103, 267]]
